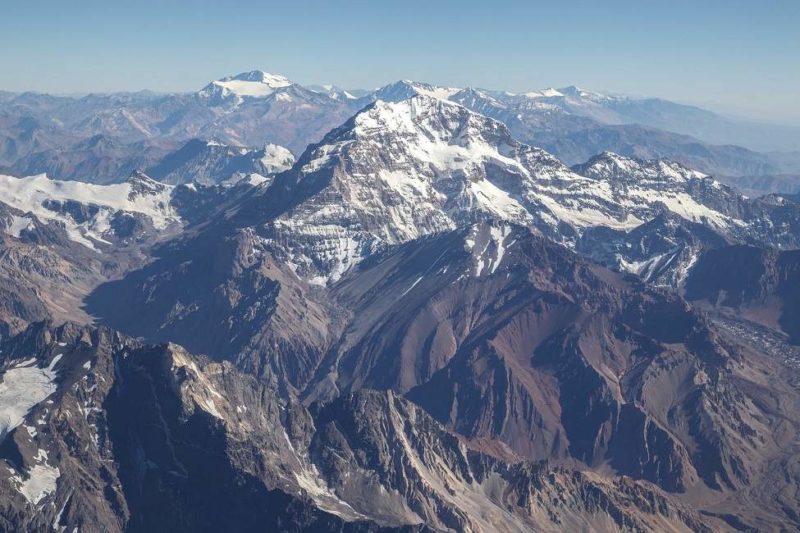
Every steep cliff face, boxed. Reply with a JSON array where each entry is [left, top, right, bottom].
[[316, 224, 772, 494], [0, 322, 716, 532], [0, 323, 393, 532], [684, 246, 800, 344]]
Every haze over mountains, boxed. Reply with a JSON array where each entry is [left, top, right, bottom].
[[0, 70, 799, 532], [2, 70, 799, 194]]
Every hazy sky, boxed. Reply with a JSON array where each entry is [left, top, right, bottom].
[[2, 0, 798, 124]]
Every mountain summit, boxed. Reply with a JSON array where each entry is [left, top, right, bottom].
[[198, 70, 294, 102], [243, 95, 799, 285]]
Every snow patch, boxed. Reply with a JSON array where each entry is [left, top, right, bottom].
[[260, 144, 295, 174], [12, 463, 60, 505], [5, 215, 32, 238], [400, 276, 424, 297], [11, 449, 60, 505], [0, 357, 60, 440], [523, 88, 564, 98], [0, 174, 179, 249]]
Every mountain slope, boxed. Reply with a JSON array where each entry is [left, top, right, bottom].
[[0, 171, 189, 335], [0, 171, 180, 250], [368, 81, 799, 181], [0, 71, 360, 180], [325, 224, 788, 493], [0, 322, 717, 532], [145, 138, 294, 185], [86, 220, 800, 530], [684, 245, 800, 344], [86, 95, 800, 365], [246, 97, 800, 286], [248, 96, 800, 285], [0, 171, 263, 336]]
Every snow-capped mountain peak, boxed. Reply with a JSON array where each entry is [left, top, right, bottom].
[[259, 95, 653, 283], [575, 151, 709, 183], [233, 70, 292, 85], [522, 87, 565, 98], [249, 94, 798, 286], [554, 85, 611, 100], [307, 84, 357, 101], [198, 70, 294, 101], [370, 80, 461, 103]]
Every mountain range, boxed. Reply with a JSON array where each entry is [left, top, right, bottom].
[[1, 70, 799, 194], [0, 71, 799, 531]]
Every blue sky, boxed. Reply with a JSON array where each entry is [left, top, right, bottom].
[[2, 0, 798, 123]]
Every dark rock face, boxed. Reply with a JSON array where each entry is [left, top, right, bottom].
[[0, 322, 713, 532], [103, 345, 387, 533], [0, 323, 386, 532], [685, 246, 800, 344], [41, 199, 101, 224], [310, 390, 713, 532], [85, 221, 800, 530], [86, 226, 341, 388], [576, 211, 730, 286], [144, 139, 294, 186]]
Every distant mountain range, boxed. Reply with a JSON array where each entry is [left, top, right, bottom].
[[1, 70, 798, 194]]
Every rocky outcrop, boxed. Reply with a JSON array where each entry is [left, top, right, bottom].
[[0, 322, 716, 532]]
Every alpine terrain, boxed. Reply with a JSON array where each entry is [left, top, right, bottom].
[[0, 67, 798, 533]]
